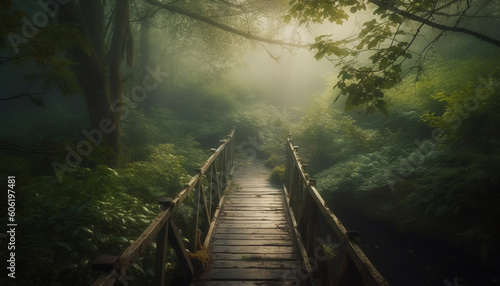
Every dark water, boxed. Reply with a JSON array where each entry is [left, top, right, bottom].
[[330, 203, 500, 286]]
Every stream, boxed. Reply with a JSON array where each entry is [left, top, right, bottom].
[[330, 203, 499, 286]]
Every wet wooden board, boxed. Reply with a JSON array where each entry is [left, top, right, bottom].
[[212, 260, 300, 269], [207, 268, 298, 280], [191, 162, 303, 285], [196, 281, 298, 286], [211, 234, 291, 240], [211, 239, 294, 246], [211, 252, 300, 261]]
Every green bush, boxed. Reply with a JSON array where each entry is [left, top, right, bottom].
[[269, 164, 286, 185], [264, 154, 283, 168]]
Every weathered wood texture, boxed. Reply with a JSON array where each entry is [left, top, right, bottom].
[[92, 129, 235, 286], [193, 161, 305, 285], [284, 135, 389, 286]]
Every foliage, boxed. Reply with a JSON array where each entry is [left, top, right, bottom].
[[265, 154, 283, 168], [232, 100, 292, 159], [285, 0, 500, 114], [0, 165, 158, 285], [121, 144, 191, 200], [0, 105, 88, 148], [270, 164, 286, 185], [1, 13, 90, 104], [150, 83, 239, 147], [420, 68, 500, 143], [294, 40, 500, 263], [121, 109, 159, 161], [0, 139, 204, 285], [295, 95, 383, 173]]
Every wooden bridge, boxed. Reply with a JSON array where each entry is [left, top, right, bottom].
[[91, 129, 389, 286]]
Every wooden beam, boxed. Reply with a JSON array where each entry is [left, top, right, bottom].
[[168, 220, 194, 281], [91, 208, 173, 286], [199, 183, 211, 226], [282, 183, 314, 286], [154, 223, 169, 286], [190, 183, 201, 252], [91, 128, 235, 286], [285, 138, 389, 286], [203, 181, 230, 249]]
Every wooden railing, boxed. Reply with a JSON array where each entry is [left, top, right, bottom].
[[284, 135, 389, 286], [91, 129, 235, 286]]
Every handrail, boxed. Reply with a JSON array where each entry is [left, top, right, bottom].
[[284, 135, 389, 286], [91, 128, 235, 286]]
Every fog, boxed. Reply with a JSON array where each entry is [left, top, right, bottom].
[[1, 1, 500, 285]]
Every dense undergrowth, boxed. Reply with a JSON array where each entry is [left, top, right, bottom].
[[284, 40, 500, 268], [0, 83, 242, 285], [1, 30, 499, 286]]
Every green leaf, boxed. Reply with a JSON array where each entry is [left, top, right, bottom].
[[132, 263, 145, 274], [56, 241, 72, 252], [79, 226, 94, 235], [116, 236, 129, 243], [375, 100, 389, 117]]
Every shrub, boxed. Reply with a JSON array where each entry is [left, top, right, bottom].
[[269, 164, 286, 185]]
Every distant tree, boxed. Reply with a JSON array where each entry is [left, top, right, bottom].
[[1, 1, 133, 166], [0, 0, 86, 106], [0, 0, 302, 168], [56, 1, 134, 167], [285, 0, 500, 115]]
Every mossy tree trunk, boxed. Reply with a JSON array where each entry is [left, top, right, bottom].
[[59, 0, 134, 167]]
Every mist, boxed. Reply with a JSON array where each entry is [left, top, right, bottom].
[[1, 0, 500, 285]]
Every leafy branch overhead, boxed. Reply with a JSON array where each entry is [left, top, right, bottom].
[[286, 0, 500, 115]]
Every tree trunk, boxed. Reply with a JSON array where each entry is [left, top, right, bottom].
[[139, 20, 152, 75], [109, 0, 133, 103], [58, 1, 120, 167], [80, 0, 104, 58]]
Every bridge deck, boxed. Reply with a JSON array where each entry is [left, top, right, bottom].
[[194, 161, 302, 285]]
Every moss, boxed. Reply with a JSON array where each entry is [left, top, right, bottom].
[[187, 249, 211, 277], [264, 154, 283, 168], [269, 164, 285, 185]]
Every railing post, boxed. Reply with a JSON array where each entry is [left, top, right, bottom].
[[283, 133, 389, 286], [154, 223, 169, 286], [208, 164, 213, 218], [154, 198, 172, 286], [168, 220, 194, 282], [189, 169, 202, 252], [90, 129, 236, 286]]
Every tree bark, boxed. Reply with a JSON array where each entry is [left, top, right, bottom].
[[107, 0, 134, 162], [109, 0, 133, 104], [58, 1, 120, 167], [139, 20, 152, 75], [80, 0, 105, 58], [143, 0, 308, 48]]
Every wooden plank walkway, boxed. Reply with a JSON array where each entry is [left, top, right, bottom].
[[193, 160, 303, 285]]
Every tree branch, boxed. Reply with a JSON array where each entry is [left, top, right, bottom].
[[0, 141, 63, 154], [0, 92, 44, 104], [368, 0, 500, 48], [143, 0, 309, 48]]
